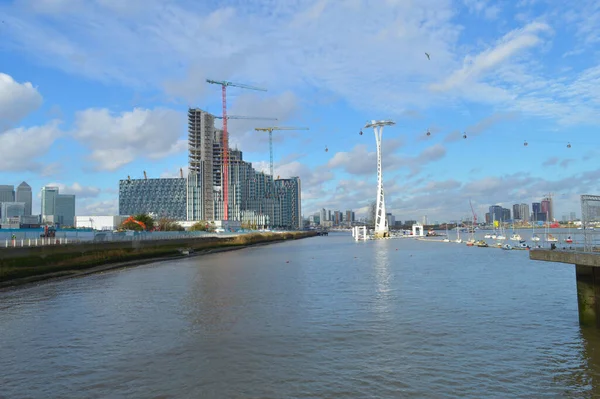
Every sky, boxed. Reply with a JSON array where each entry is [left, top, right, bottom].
[[1, 0, 599, 222]]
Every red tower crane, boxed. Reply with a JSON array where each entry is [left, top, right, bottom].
[[469, 199, 478, 226], [206, 79, 267, 220]]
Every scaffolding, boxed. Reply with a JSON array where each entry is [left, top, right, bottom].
[[581, 194, 600, 252]]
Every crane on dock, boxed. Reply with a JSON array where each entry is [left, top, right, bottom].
[[206, 79, 268, 220], [254, 126, 309, 177]]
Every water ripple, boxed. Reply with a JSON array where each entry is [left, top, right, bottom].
[[0, 235, 599, 398]]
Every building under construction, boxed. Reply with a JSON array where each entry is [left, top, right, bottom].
[[186, 108, 302, 229]]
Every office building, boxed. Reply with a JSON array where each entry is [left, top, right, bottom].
[[502, 208, 511, 222], [16, 182, 32, 216], [541, 196, 554, 221], [320, 208, 327, 223], [41, 186, 59, 223], [386, 212, 395, 228], [570, 211, 577, 221], [55, 194, 76, 227], [0, 185, 14, 203], [40, 186, 76, 226], [489, 205, 503, 223], [519, 203, 530, 223], [532, 202, 541, 219], [1, 202, 25, 222], [0, 185, 15, 219], [512, 204, 521, 221], [119, 177, 187, 220], [346, 210, 354, 224]]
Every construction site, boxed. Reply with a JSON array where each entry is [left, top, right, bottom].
[[119, 80, 306, 231]]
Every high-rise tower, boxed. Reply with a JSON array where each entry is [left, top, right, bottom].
[[16, 181, 32, 216]]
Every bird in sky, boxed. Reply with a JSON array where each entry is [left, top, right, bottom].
[[425, 52, 430, 60]]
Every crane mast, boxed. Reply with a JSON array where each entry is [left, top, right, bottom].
[[206, 79, 267, 221], [254, 126, 309, 178], [469, 199, 477, 226]]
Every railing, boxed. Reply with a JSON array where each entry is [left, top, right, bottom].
[[0, 230, 293, 249]]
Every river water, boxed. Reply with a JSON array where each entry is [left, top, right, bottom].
[[1, 233, 600, 398]]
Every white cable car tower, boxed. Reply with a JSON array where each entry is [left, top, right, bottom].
[[364, 120, 395, 238]]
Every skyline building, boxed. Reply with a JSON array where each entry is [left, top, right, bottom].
[[16, 181, 32, 216], [55, 194, 76, 227], [119, 177, 187, 220], [1, 202, 25, 222], [41, 186, 59, 223], [40, 186, 76, 227], [519, 203, 530, 222], [512, 204, 520, 220]]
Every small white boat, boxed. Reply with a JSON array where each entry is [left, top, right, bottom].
[[490, 234, 497, 239], [510, 234, 522, 241], [442, 238, 450, 242], [502, 244, 512, 250], [496, 234, 506, 240], [546, 234, 558, 242], [531, 235, 541, 242], [484, 233, 492, 239]]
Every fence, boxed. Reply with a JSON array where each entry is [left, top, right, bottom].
[[0, 229, 260, 249]]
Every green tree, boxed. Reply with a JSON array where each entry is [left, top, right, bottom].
[[190, 221, 208, 231], [157, 217, 184, 231]]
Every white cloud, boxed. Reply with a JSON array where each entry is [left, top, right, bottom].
[[45, 181, 101, 198], [0, 72, 43, 128], [72, 107, 185, 171], [77, 198, 118, 216], [0, 121, 62, 171], [160, 166, 189, 178], [431, 22, 552, 92], [227, 91, 300, 153]]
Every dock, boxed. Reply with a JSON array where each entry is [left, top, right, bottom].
[[530, 249, 600, 326]]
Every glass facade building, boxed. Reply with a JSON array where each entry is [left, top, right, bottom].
[[119, 178, 187, 220]]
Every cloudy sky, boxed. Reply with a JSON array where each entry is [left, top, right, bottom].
[[1, 0, 598, 222]]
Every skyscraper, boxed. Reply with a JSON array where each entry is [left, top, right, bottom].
[[512, 204, 521, 220], [55, 194, 76, 227], [41, 186, 59, 223], [320, 208, 327, 223], [0, 184, 15, 220], [0, 185, 14, 202], [519, 203, 530, 222], [541, 196, 554, 221], [16, 182, 32, 216], [489, 205, 503, 223]]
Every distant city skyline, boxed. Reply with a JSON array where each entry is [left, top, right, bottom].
[[1, 1, 599, 221]]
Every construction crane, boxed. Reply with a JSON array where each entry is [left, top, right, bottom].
[[206, 79, 267, 221], [469, 199, 477, 226], [254, 127, 309, 177]]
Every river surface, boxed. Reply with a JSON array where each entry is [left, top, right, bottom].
[[2, 233, 600, 398]]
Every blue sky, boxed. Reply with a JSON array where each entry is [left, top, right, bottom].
[[1, 0, 599, 221]]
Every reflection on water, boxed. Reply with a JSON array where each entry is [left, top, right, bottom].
[[1, 234, 600, 398]]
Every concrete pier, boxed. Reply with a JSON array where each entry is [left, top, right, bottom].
[[530, 250, 600, 326]]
